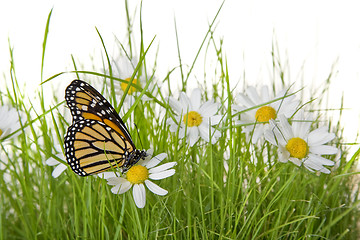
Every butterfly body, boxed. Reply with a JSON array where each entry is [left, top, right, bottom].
[[64, 80, 146, 176]]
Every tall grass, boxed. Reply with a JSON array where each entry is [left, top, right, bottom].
[[0, 3, 359, 240]]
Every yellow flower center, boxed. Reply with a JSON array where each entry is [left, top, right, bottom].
[[286, 137, 309, 159], [255, 106, 277, 123], [183, 111, 203, 127], [0, 129, 3, 136], [126, 165, 149, 184], [121, 78, 139, 95]]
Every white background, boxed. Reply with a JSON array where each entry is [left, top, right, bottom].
[[0, 0, 359, 144]]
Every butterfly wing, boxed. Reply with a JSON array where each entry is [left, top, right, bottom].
[[65, 80, 135, 148], [64, 80, 144, 176], [64, 119, 133, 176]]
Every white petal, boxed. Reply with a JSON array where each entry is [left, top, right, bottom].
[[98, 172, 118, 179], [149, 169, 176, 180], [209, 114, 222, 125], [45, 157, 60, 166], [168, 97, 183, 114], [288, 157, 302, 166], [133, 184, 146, 208], [52, 163, 67, 178], [179, 92, 191, 112], [198, 124, 210, 142], [251, 125, 264, 144], [279, 115, 294, 140], [146, 149, 154, 157], [199, 101, 219, 117], [235, 93, 252, 108], [144, 153, 167, 168], [308, 127, 335, 146], [190, 88, 202, 111], [264, 124, 277, 146], [246, 86, 261, 105], [309, 145, 338, 155], [179, 127, 186, 138], [232, 104, 245, 113], [168, 121, 179, 133], [318, 167, 331, 174], [210, 128, 221, 143], [115, 181, 132, 194], [260, 85, 270, 102], [149, 162, 177, 174], [188, 127, 200, 146], [278, 145, 290, 163], [107, 177, 127, 186], [145, 180, 168, 196], [292, 112, 312, 138], [308, 153, 335, 166]]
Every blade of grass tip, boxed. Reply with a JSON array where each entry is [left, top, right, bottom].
[[139, 0, 150, 78], [184, 0, 225, 84], [125, 0, 135, 57], [40, 71, 66, 85], [96, 27, 115, 104], [41, 8, 53, 83], [173, 16, 185, 90], [71, 55, 81, 80]]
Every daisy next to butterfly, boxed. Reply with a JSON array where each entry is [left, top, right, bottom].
[[64, 79, 147, 176]]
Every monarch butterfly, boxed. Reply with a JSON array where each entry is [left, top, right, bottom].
[[64, 79, 147, 176]]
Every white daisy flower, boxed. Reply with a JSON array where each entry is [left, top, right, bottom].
[[0, 105, 25, 141], [45, 145, 67, 178], [264, 112, 338, 174], [232, 85, 299, 144], [166, 88, 222, 147], [105, 56, 159, 112], [105, 151, 176, 208]]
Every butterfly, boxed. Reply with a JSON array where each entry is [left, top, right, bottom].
[[64, 79, 147, 176]]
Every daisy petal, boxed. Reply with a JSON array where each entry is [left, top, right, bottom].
[[188, 127, 200, 146], [133, 184, 146, 208], [148, 162, 177, 174], [209, 115, 222, 125], [179, 92, 191, 112], [308, 153, 335, 166], [107, 177, 127, 186], [149, 169, 176, 180], [115, 180, 132, 194], [199, 101, 218, 117], [52, 163, 67, 178], [260, 86, 270, 102], [251, 124, 264, 144], [309, 145, 338, 155], [198, 123, 210, 142], [144, 153, 167, 168], [236, 93, 254, 108], [210, 128, 221, 143], [246, 86, 261, 105], [308, 127, 335, 146], [289, 157, 302, 166], [145, 180, 168, 196], [279, 115, 294, 140], [45, 157, 59, 166], [168, 97, 183, 114], [190, 88, 202, 111]]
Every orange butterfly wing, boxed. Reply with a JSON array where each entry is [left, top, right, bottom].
[[64, 80, 146, 176]]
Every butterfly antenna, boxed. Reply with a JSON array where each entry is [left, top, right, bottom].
[[134, 123, 144, 149]]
